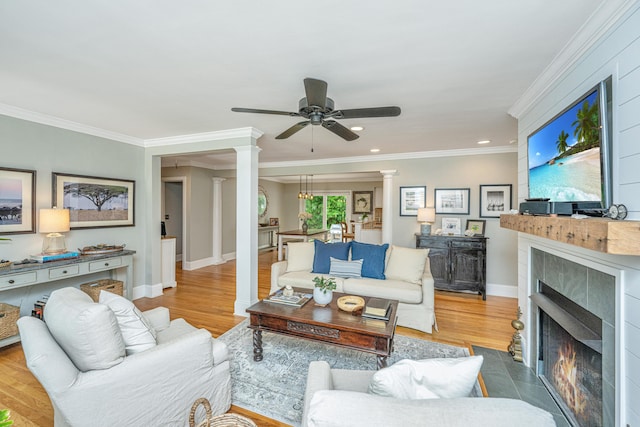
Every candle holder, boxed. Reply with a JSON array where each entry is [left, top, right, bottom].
[[508, 306, 524, 362]]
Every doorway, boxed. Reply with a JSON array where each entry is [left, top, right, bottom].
[[162, 178, 186, 262]]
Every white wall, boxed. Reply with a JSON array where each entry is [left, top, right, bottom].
[[513, 4, 640, 425]]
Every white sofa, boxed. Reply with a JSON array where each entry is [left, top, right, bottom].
[[17, 287, 231, 426], [302, 361, 556, 427], [270, 241, 437, 333]]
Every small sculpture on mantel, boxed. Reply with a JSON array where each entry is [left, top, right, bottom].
[[508, 306, 524, 362]]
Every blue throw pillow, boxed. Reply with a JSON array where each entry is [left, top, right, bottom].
[[312, 240, 351, 274], [351, 241, 389, 279]]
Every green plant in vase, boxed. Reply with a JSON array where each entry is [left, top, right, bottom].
[[312, 276, 337, 306]]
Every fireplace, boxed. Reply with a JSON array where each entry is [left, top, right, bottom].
[[529, 248, 616, 427], [534, 283, 603, 426]]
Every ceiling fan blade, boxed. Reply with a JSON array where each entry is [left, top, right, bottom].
[[322, 120, 359, 141], [231, 107, 299, 117], [333, 106, 401, 119], [303, 78, 328, 109], [275, 121, 310, 139]]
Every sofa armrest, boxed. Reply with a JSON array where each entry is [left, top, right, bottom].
[[270, 260, 289, 293], [302, 361, 334, 427], [142, 306, 171, 332]]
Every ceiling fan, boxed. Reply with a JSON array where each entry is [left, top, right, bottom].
[[231, 78, 401, 141]]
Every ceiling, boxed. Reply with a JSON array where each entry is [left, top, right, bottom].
[[0, 1, 606, 169]]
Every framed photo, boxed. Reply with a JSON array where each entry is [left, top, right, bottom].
[[441, 217, 461, 235], [466, 219, 486, 236], [480, 184, 512, 218], [352, 191, 373, 214], [434, 188, 470, 214], [399, 186, 426, 216], [53, 172, 135, 229], [269, 217, 279, 226], [0, 167, 36, 235]]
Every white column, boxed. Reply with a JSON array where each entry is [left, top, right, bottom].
[[211, 177, 226, 265], [380, 170, 397, 244], [234, 145, 260, 315]]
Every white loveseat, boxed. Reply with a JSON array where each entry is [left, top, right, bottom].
[[270, 241, 437, 333], [17, 287, 231, 426], [302, 361, 556, 427]]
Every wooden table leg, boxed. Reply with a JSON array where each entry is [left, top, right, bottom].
[[253, 329, 263, 362], [377, 355, 387, 369]]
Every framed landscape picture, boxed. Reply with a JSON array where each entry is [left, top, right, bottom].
[[435, 188, 470, 214], [466, 219, 486, 236], [0, 167, 36, 235], [441, 217, 461, 235], [399, 186, 426, 216], [53, 172, 135, 229], [480, 184, 512, 218]]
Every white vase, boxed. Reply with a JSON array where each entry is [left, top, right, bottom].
[[313, 288, 333, 306]]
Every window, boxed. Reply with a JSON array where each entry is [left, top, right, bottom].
[[301, 192, 350, 229]]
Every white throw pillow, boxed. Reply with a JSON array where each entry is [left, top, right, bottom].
[[99, 290, 157, 355], [384, 246, 429, 284], [285, 241, 315, 272], [44, 287, 125, 372], [368, 356, 483, 399]]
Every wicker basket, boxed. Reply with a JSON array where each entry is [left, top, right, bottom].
[[0, 303, 20, 339], [189, 398, 257, 427], [80, 279, 124, 302]]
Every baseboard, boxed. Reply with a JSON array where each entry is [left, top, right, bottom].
[[486, 283, 518, 298], [182, 252, 236, 271], [132, 282, 164, 300]]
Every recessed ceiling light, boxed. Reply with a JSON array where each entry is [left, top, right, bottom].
[[350, 126, 364, 131], [370, 148, 380, 153], [477, 140, 491, 145]]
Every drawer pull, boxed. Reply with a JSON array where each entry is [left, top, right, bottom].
[[63, 270, 68, 274], [105, 262, 109, 267], [8, 279, 15, 284]]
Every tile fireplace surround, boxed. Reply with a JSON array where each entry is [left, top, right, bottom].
[[517, 236, 640, 427]]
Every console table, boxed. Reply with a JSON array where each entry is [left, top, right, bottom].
[[0, 250, 135, 347], [415, 234, 487, 300], [276, 229, 328, 261]]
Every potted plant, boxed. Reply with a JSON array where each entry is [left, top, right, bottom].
[[312, 276, 336, 306]]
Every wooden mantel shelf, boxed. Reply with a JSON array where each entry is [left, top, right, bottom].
[[500, 214, 640, 255]]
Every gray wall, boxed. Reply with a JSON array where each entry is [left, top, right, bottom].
[[0, 114, 146, 296]]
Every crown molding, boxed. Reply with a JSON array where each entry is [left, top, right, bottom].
[[0, 103, 144, 146], [252, 145, 518, 170], [144, 127, 263, 147], [509, 0, 637, 119]]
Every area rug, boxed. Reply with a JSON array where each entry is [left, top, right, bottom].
[[218, 320, 481, 426]]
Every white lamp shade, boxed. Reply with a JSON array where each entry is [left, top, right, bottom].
[[39, 208, 70, 233], [417, 207, 436, 223]]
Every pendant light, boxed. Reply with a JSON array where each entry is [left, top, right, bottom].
[[309, 175, 314, 200], [298, 176, 303, 199], [304, 175, 309, 199]]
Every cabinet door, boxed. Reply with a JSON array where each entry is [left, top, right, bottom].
[[450, 250, 481, 291], [427, 247, 449, 286]]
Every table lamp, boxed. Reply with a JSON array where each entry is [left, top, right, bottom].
[[39, 208, 70, 254], [417, 207, 436, 235]]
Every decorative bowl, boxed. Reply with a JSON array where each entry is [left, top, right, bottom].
[[337, 295, 365, 313]]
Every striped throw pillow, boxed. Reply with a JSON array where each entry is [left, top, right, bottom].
[[329, 257, 363, 279]]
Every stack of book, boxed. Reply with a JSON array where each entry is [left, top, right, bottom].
[[31, 295, 49, 320], [265, 289, 312, 307], [362, 298, 391, 321], [30, 251, 80, 263]]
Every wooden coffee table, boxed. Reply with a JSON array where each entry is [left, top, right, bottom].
[[246, 290, 398, 369]]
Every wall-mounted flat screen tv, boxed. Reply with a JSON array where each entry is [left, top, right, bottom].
[[527, 77, 612, 208]]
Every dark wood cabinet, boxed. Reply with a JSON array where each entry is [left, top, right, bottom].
[[415, 234, 487, 300]]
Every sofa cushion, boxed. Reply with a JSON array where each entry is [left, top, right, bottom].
[[343, 278, 422, 304], [329, 257, 363, 278], [44, 287, 125, 372], [279, 271, 346, 293], [351, 241, 389, 280], [385, 246, 429, 284], [312, 240, 351, 274], [286, 241, 315, 272], [368, 356, 483, 399], [99, 290, 157, 355]]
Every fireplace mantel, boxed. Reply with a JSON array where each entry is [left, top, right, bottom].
[[500, 214, 640, 255]]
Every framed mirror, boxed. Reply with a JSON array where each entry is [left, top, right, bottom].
[[258, 186, 268, 218]]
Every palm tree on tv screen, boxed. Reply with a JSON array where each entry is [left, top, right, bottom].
[[555, 130, 569, 154], [571, 99, 600, 149]]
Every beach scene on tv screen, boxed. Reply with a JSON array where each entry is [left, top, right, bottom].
[[528, 90, 602, 202]]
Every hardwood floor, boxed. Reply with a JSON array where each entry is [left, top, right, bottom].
[[0, 249, 516, 426]]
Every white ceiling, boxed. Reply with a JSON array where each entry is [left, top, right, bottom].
[[0, 0, 607, 168]]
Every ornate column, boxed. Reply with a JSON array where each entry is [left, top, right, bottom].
[[211, 177, 225, 265], [234, 145, 261, 315], [380, 170, 397, 244]]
